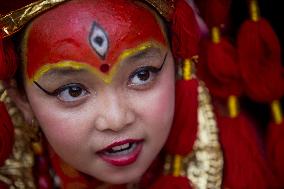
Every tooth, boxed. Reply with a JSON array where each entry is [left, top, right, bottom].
[[112, 146, 122, 151], [121, 143, 130, 150], [112, 143, 130, 151]]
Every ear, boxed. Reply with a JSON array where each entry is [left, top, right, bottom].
[[5, 80, 34, 124]]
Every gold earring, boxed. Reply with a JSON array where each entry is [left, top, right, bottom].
[[30, 119, 43, 155]]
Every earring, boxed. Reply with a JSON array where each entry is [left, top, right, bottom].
[[30, 119, 43, 155]]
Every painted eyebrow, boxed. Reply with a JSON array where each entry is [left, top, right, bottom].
[[38, 68, 89, 81], [126, 47, 162, 62]]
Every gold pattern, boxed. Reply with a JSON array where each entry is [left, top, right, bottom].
[[0, 83, 36, 188], [185, 80, 223, 189]]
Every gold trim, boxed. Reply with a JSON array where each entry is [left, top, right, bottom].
[[0, 0, 69, 38]]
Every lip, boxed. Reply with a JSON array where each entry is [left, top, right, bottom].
[[97, 139, 144, 166]]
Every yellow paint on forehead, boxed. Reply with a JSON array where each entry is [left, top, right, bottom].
[[29, 41, 164, 84]]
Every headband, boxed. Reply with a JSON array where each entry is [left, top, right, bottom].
[[0, 0, 175, 38]]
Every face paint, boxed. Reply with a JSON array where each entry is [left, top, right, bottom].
[[23, 0, 167, 83]]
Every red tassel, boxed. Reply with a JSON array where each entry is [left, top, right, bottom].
[[0, 102, 14, 166], [267, 121, 284, 187], [0, 34, 17, 80], [198, 37, 243, 99], [171, 0, 201, 59], [0, 34, 6, 77], [150, 175, 192, 189], [0, 181, 9, 189], [237, 18, 284, 102], [217, 113, 277, 189], [165, 79, 198, 155], [266, 101, 284, 187], [196, 0, 232, 29]]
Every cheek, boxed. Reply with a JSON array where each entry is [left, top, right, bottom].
[[134, 61, 175, 141], [26, 90, 90, 155]]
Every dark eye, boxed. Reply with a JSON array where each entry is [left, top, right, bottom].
[[128, 66, 159, 87], [57, 84, 89, 102], [135, 70, 150, 81]]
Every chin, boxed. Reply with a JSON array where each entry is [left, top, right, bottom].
[[93, 169, 143, 185]]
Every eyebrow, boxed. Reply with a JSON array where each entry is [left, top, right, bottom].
[[40, 68, 88, 80], [125, 47, 162, 63]]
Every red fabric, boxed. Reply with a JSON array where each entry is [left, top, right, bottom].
[[48, 146, 92, 188], [0, 35, 17, 80], [0, 102, 14, 166], [150, 175, 192, 189], [171, 0, 201, 59], [217, 112, 278, 189], [0, 181, 9, 189], [197, 37, 243, 99], [196, 0, 232, 29], [165, 79, 198, 156], [267, 121, 284, 187], [0, 35, 6, 79], [237, 18, 284, 102]]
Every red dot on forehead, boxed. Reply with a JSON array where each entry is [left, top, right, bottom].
[[100, 64, 110, 73]]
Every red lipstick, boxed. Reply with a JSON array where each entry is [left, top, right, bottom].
[[97, 139, 144, 166]]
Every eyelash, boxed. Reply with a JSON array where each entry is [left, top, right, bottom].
[[128, 53, 168, 89], [128, 66, 161, 88], [34, 82, 90, 102]]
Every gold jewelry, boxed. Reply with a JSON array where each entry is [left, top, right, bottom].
[[0, 83, 36, 188], [30, 119, 43, 155]]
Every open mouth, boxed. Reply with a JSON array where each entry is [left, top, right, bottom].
[[97, 139, 144, 166], [103, 142, 138, 156]]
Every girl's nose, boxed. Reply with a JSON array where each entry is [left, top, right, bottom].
[[94, 91, 135, 132]]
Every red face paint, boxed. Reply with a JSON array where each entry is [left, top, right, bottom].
[[24, 0, 167, 81]]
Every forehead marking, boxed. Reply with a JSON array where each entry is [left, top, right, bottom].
[[89, 22, 109, 60], [29, 41, 164, 84]]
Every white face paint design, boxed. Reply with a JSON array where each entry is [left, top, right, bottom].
[[89, 22, 109, 59]]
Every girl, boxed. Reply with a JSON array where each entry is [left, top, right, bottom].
[[0, 0, 222, 188]]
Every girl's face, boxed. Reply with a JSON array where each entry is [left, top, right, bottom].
[[19, 0, 175, 184]]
